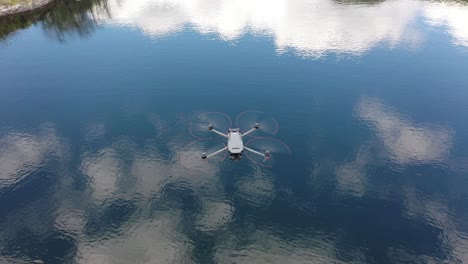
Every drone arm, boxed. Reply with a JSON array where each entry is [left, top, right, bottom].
[[211, 128, 228, 138], [241, 123, 259, 137], [204, 146, 228, 159], [242, 128, 256, 137], [244, 146, 265, 157]]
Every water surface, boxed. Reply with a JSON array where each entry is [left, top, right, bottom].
[[1, 0, 468, 263]]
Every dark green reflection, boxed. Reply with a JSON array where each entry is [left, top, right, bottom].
[[0, 9, 45, 40], [0, 0, 110, 41]]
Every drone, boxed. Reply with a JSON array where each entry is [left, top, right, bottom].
[[201, 123, 270, 160], [186, 111, 290, 167]]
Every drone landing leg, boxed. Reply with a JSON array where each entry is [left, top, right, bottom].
[[202, 147, 228, 159]]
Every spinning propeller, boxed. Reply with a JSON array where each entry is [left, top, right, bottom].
[[189, 112, 232, 139], [244, 137, 291, 167], [236, 110, 279, 137], [179, 138, 227, 171], [185, 111, 290, 167]]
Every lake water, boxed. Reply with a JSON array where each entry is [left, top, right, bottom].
[[1, 0, 468, 263]]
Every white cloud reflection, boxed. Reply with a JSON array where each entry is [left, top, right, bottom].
[[2, 107, 466, 263], [423, 2, 468, 47], [94, 0, 423, 57], [195, 199, 233, 231], [356, 97, 452, 165], [131, 156, 171, 197], [235, 169, 276, 207], [68, 117, 232, 262], [335, 145, 371, 197], [331, 98, 468, 262], [399, 186, 468, 263], [0, 124, 66, 188], [81, 147, 123, 203], [76, 211, 193, 264], [333, 97, 454, 198], [95, 0, 468, 57]]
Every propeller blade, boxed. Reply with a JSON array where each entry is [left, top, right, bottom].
[[179, 138, 227, 171], [244, 137, 291, 167], [235, 110, 278, 137], [189, 112, 232, 139]]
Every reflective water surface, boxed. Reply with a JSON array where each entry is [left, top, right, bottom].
[[1, 0, 468, 263]]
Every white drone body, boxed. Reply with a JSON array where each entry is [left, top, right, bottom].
[[227, 128, 243, 156], [201, 123, 270, 160]]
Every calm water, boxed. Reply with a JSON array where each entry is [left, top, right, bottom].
[[1, 0, 468, 263]]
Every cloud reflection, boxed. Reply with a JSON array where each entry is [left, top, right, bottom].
[[334, 97, 454, 198], [234, 169, 276, 207], [92, 0, 468, 56], [91, 0, 468, 57], [71, 116, 232, 262], [424, 2, 468, 47], [131, 156, 171, 197], [356, 97, 452, 165], [2, 108, 466, 263], [95, 0, 423, 57], [331, 98, 468, 262], [195, 199, 233, 231], [76, 211, 192, 264], [0, 124, 66, 188], [335, 145, 371, 197], [400, 186, 468, 263], [81, 147, 123, 203]]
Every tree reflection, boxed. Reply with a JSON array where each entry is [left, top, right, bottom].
[[0, 11, 41, 40], [40, 0, 112, 42], [0, 0, 112, 42]]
